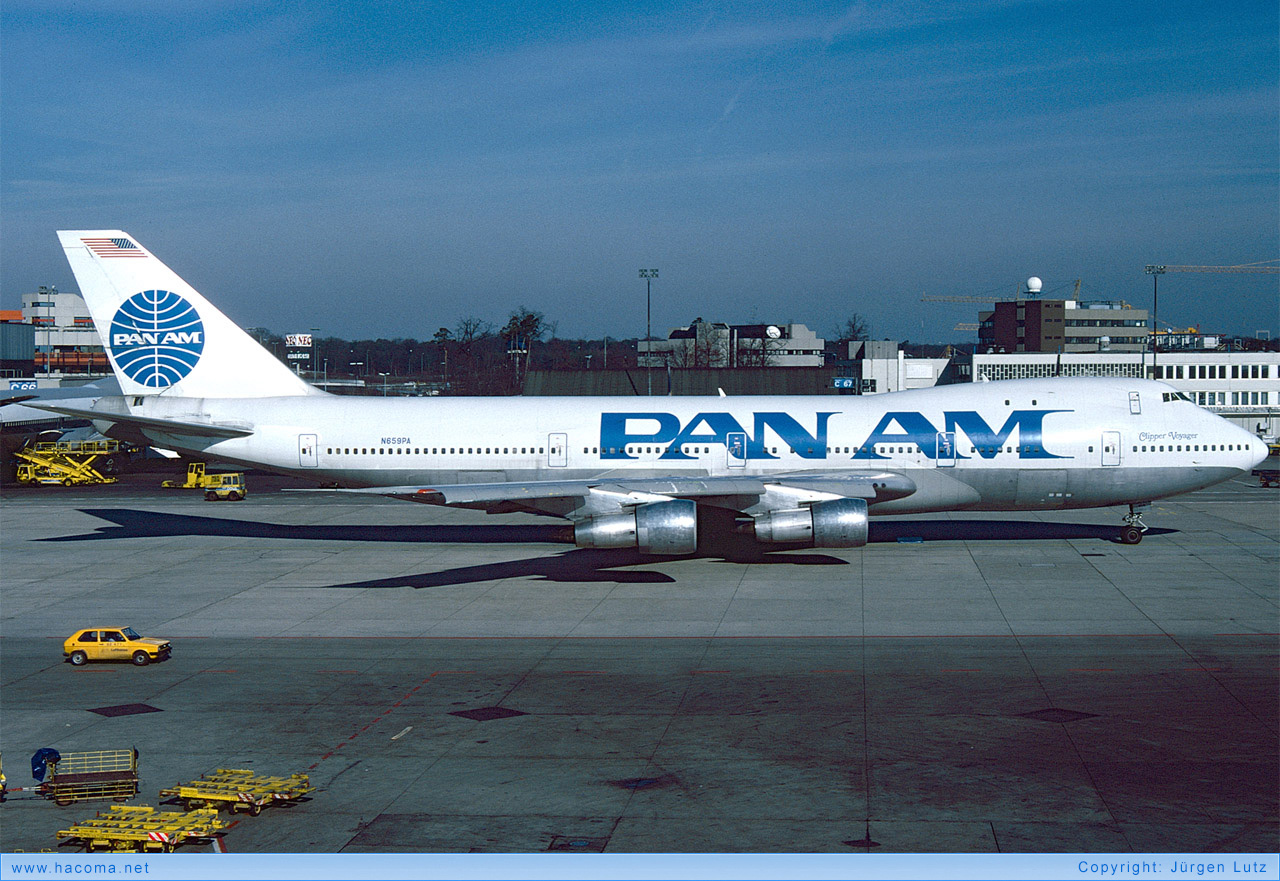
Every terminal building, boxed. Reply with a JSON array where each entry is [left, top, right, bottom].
[[4, 287, 108, 376], [940, 350, 1279, 437], [835, 340, 951, 395]]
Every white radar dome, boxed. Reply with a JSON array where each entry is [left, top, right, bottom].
[[1026, 277, 1043, 294]]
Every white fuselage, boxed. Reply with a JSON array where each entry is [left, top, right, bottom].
[[107, 377, 1265, 514]]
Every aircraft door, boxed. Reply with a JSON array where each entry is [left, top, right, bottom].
[[935, 431, 956, 467], [1102, 431, 1121, 466], [726, 432, 747, 469], [298, 434, 319, 468], [548, 433, 568, 468]]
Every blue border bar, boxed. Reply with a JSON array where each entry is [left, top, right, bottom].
[[2, 853, 1277, 881]]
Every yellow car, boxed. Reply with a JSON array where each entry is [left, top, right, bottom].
[[64, 628, 172, 667]]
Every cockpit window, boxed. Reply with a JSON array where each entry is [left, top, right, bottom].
[[1161, 392, 1192, 403]]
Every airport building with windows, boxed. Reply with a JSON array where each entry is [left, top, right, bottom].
[[978, 298, 1150, 353], [940, 350, 1279, 437], [11, 287, 108, 376]]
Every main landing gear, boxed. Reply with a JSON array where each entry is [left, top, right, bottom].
[[1120, 503, 1149, 545]]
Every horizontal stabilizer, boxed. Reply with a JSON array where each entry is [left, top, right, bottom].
[[28, 402, 253, 439]]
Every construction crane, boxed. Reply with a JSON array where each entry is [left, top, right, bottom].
[[922, 277, 1087, 305], [1145, 261, 1280, 274], [923, 294, 1018, 304], [1143, 261, 1279, 366]]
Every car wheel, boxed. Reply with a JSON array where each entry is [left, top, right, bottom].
[[69, 650, 88, 666], [132, 651, 151, 666], [205, 491, 217, 501], [228, 491, 241, 501]]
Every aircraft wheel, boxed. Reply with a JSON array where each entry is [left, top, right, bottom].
[[1120, 525, 1143, 545]]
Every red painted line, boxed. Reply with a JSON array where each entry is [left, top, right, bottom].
[[560, 670, 606, 674], [1069, 668, 1115, 672], [317, 669, 359, 674], [812, 669, 858, 673], [312, 671, 443, 766], [940, 669, 982, 672], [1184, 666, 1227, 671]]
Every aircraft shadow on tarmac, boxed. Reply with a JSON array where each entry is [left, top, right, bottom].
[[34, 508, 1174, 589]]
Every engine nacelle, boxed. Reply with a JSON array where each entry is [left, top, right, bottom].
[[752, 498, 869, 548], [574, 499, 698, 555]]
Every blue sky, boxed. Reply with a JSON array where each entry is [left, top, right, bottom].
[[3, 0, 1276, 342]]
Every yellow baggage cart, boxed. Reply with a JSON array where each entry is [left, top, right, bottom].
[[58, 805, 224, 853], [160, 768, 314, 815]]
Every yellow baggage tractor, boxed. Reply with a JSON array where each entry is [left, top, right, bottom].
[[160, 768, 314, 815], [58, 805, 224, 853], [42, 749, 139, 806]]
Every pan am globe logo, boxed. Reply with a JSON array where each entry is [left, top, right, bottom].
[[108, 290, 205, 388]]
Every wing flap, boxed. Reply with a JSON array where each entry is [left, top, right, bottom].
[[330, 473, 915, 509]]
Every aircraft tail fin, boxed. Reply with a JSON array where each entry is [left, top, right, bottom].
[[57, 230, 321, 398]]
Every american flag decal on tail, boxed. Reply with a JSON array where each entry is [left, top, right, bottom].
[[82, 237, 146, 257]]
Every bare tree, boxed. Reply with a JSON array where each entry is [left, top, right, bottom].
[[735, 333, 782, 368], [832, 313, 871, 344]]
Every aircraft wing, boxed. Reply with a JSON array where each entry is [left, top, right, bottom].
[[337, 470, 916, 515], [26, 402, 254, 439]]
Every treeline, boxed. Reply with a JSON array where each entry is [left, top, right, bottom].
[[250, 307, 640, 395]]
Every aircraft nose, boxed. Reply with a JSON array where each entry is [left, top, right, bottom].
[[1247, 435, 1270, 470]]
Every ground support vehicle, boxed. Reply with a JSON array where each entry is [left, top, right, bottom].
[[1253, 443, 1279, 487], [64, 627, 171, 666], [160, 769, 314, 815], [162, 462, 247, 500], [14, 440, 119, 486], [57, 805, 224, 853], [42, 750, 139, 806]]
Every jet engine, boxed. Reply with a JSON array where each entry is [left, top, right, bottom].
[[573, 499, 698, 555], [751, 498, 868, 548]]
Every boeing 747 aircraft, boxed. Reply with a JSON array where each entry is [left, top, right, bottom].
[[36, 230, 1268, 553]]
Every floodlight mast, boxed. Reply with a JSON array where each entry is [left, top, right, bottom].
[[640, 268, 658, 395]]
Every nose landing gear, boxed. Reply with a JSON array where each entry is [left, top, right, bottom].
[[1120, 503, 1149, 544]]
